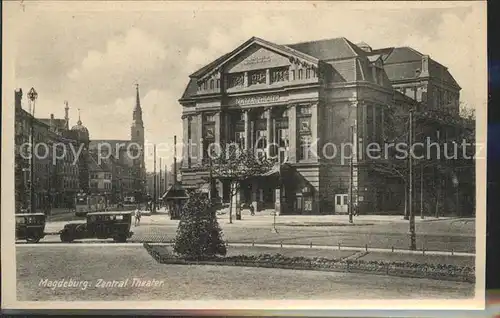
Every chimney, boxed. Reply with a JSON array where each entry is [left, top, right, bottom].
[[50, 114, 55, 130], [420, 55, 430, 77], [15, 89, 23, 109]]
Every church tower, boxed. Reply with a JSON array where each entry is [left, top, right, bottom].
[[131, 84, 146, 198]]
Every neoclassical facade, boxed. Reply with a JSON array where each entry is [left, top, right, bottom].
[[179, 37, 461, 215]]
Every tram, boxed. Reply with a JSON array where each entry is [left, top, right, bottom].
[[74, 193, 109, 217]]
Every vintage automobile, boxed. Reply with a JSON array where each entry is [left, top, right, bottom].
[[15, 213, 47, 243], [59, 211, 134, 243]]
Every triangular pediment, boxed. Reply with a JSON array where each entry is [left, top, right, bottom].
[[225, 45, 291, 73], [193, 37, 319, 80]]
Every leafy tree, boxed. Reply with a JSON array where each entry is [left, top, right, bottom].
[[204, 145, 275, 223], [371, 103, 475, 217], [173, 191, 226, 260]]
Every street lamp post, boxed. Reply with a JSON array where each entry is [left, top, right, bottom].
[[408, 109, 416, 250], [27, 87, 38, 214], [348, 125, 354, 224]]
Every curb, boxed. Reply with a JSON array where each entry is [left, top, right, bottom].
[[143, 244, 475, 284], [133, 241, 474, 257]]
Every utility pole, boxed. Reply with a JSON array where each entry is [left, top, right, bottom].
[[27, 88, 38, 214], [348, 125, 354, 224], [153, 144, 157, 214], [164, 164, 168, 190], [159, 157, 162, 200], [420, 163, 424, 219], [173, 136, 177, 183], [409, 109, 416, 250]]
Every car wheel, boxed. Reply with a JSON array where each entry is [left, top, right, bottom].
[[60, 232, 74, 243], [26, 236, 41, 243], [113, 235, 127, 243]]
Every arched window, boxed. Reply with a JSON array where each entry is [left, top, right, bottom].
[[298, 69, 303, 79], [210, 79, 214, 89]]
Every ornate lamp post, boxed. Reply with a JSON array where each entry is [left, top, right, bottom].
[[27, 87, 38, 214]]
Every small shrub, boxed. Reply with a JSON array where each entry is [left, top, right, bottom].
[[173, 192, 227, 260]]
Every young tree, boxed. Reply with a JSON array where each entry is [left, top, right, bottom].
[[173, 191, 226, 260], [372, 104, 475, 217], [204, 144, 275, 223]]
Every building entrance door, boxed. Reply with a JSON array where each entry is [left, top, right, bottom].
[[335, 194, 348, 214]]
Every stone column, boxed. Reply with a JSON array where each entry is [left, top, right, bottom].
[[182, 115, 189, 168], [231, 182, 241, 220], [244, 72, 249, 87], [266, 107, 272, 158], [198, 113, 204, 165], [310, 103, 318, 161], [244, 110, 250, 150], [275, 187, 281, 215], [287, 105, 297, 163], [266, 69, 270, 85], [251, 179, 259, 212], [214, 111, 221, 146]]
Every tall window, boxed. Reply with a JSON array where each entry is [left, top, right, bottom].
[[249, 70, 266, 85], [256, 130, 267, 150], [298, 69, 303, 80], [228, 73, 244, 88], [298, 105, 312, 161], [235, 131, 245, 150], [366, 104, 374, 142], [299, 135, 312, 160], [271, 67, 289, 83], [209, 80, 214, 89]]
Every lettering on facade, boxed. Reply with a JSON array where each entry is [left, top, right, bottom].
[[243, 56, 272, 66], [235, 95, 280, 106]]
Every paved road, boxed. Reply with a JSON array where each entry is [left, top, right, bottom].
[[35, 213, 476, 253], [16, 245, 475, 302]]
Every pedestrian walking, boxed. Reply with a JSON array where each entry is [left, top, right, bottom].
[[134, 206, 142, 226], [249, 204, 255, 216]]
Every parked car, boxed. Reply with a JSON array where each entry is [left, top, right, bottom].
[[59, 211, 133, 243], [15, 213, 46, 243]]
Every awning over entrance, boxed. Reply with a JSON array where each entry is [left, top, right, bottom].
[[161, 182, 190, 201], [260, 165, 280, 177]]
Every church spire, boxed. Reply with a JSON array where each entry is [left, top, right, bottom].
[[133, 83, 143, 126], [77, 108, 82, 125], [64, 100, 70, 129]]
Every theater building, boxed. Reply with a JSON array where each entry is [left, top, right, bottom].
[[178, 37, 461, 215]]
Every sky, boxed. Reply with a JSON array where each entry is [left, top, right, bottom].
[[4, 1, 486, 172]]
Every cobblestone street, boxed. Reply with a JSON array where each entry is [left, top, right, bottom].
[[35, 212, 476, 253]]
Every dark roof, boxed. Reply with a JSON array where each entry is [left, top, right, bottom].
[[89, 140, 132, 151], [38, 118, 67, 130], [285, 37, 366, 60], [161, 182, 189, 200], [382, 47, 460, 88], [180, 78, 198, 100], [384, 47, 423, 64]]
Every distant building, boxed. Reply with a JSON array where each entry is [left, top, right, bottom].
[[88, 85, 147, 202], [178, 36, 464, 215], [14, 85, 147, 213], [14, 90, 79, 211]]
